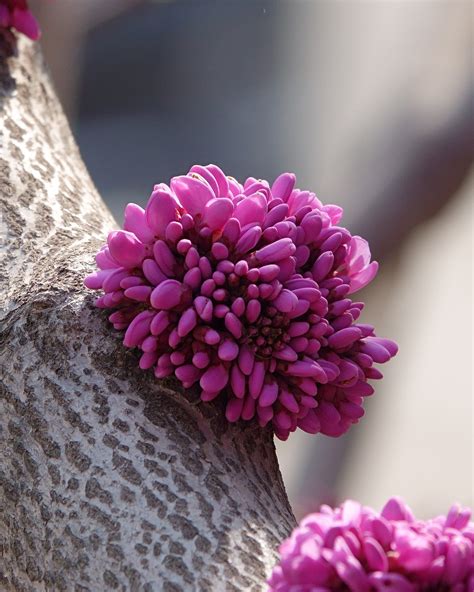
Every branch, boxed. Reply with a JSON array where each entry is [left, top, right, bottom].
[[0, 39, 295, 591]]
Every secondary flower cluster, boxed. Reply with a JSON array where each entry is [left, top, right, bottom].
[[268, 498, 474, 591], [0, 0, 39, 40], [85, 164, 397, 439]]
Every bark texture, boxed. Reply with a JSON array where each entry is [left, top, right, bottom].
[[0, 39, 295, 592]]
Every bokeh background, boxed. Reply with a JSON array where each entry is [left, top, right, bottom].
[[32, 0, 473, 519]]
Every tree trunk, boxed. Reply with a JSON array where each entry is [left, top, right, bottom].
[[0, 39, 295, 592]]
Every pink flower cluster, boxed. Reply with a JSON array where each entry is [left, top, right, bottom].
[[0, 0, 39, 40], [85, 165, 397, 440], [268, 498, 474, 591]]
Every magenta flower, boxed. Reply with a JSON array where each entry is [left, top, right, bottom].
[[85, 165, 397, 440], [268, 498, 474, 591], [0, 0, 40, 40]]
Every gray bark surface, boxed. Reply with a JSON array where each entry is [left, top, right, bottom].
[[0, 39, 295, 592]]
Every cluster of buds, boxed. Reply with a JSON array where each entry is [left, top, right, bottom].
[[0, 0, 39, 41], [268, 498, 474, 591], [85, 165, 397, 439]]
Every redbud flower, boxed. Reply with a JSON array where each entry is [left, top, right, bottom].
[[85, 165, 397, 440], [268, 498, 474, 591], [0, 0, 40, 40]]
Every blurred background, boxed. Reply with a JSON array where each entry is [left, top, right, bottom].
[[32, 0, 473, 519]]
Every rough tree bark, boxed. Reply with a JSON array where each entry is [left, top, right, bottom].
[[0, 39, 295, 592]]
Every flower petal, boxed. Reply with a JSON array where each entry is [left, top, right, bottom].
[[171, 174, 214, 216]]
